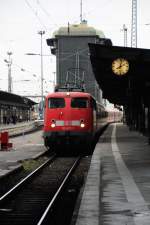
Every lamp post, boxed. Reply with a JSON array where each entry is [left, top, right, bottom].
[[53, 71, 56, 86], [38, 30, 45, 107], [26, 31, 45, 119], [4, 51, 13, 93], [123, 24, 128, 47], [121, 24, 128, 47]]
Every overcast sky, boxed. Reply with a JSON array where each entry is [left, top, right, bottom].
[[0, 0, 150, 100]]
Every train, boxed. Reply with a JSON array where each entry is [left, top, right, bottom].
[[43, 87, 108, 154]]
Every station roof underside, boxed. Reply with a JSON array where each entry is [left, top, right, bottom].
[[0, 91, 37, 108], [89, 44, 150, 106]]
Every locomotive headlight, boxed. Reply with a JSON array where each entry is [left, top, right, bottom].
[[51, 120, 56, 128], [80, 120, 85, 128]]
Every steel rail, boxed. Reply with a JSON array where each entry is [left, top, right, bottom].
[[37, 156, 81, 225], [0, 154, 56, 204]]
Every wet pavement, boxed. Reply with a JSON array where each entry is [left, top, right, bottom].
[[0, 128, 47, 177], [75, 123, 150, 225], [1, 121, 150, 224]]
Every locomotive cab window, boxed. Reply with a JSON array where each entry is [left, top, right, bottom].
[[48, 98, 65, 108], [71, 97, 88, 108]]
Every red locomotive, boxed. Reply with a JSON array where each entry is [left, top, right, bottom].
[[43, 88, 106, 154]]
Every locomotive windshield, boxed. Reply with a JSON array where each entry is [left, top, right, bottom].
[[48, 98, 65, 108], [71, 97, 88, 108]]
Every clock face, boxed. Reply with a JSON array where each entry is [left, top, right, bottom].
[[112, 58, 129, 76]]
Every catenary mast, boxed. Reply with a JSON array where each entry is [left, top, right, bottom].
[[80, 0, 83, 23], [131, 0, 137, 47]]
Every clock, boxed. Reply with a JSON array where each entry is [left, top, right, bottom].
[[112, 58, 129, 76]]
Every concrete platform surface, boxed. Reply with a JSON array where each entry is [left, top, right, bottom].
[[0, 120, 43, 137], [0, 129, 46, 178], [75, 123, 150, 225]]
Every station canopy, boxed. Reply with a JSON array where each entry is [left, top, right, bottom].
[[0, 91, 37, 108], [89, 44, 150, 106]]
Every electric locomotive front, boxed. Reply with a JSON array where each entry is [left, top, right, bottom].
[[43, 91, 96, 153]]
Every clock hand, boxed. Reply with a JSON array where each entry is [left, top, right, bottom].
[[116, 62, 127, 68], [116, 65, 121, 69], [121, 63, 127, 66]]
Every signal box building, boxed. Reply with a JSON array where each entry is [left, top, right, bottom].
[[47, 20, 112, 103]]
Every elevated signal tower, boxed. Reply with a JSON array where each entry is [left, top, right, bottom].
[[131, 0, 137, 47]]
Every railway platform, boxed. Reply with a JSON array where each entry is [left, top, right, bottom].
[[0, 120, 43, 137], [0, 120, 46, 177], [74, 122, 150, 225]]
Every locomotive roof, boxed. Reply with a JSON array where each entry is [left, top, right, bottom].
[[46, 92, 92, 98]]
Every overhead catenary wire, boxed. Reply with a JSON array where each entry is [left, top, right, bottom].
[[70, 0, 113, 25], [0, 52, 55, 80], [36, 0, 59, 28], [0, 54, 54, 94], [0, 48, 89, 84], [24, 0, 48, 31], [58, 47, 89, 61], [0, 56, 39, 80], [24, 0, 62, 33]]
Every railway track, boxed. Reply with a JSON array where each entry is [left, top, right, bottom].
[[0, 155, 81, 225]]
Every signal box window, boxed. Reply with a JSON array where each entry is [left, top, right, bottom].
[[48, 98, 65, 108], [71, 98, 88, 108]]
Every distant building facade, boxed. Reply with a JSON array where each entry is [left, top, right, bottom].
[[47, 20, 112, 103]]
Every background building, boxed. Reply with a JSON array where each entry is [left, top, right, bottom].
[[47, 20, 112, 103], [0, 91, 36, 124]]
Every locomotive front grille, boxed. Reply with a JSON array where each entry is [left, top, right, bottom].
[[55, 120, 65, 126], [71, 120, 80, 126], [55, 120, 80, 126]]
